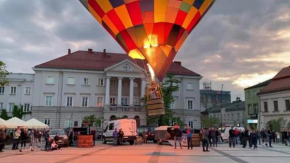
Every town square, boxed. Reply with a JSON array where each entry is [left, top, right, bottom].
[[0, 0, 290, 163]]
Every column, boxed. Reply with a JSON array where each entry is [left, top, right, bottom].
[[140, 79, 146, 98], [105, 77, 111, 106], [117, 77, 122, 106], [129, 78, 134, 106]]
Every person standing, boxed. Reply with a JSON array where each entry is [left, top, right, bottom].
[[229, 127, 235, 148], [242, 128, 249, 148], [276, 131, 280, 144], [211, 128, 217, 147], [201, 128, 209, 152], [174, 125, 182, 149], [263, 129, 269, 147], [68, 129, 74, 146], [185, 126, 193, 150], [248, 129, 253, 148], [0, 127, 6, 152], [44, 130, 50, 151], [208, 128, 212, 147], [282, 129, 288, 146], [20, 129, 28, 152], [257, 130, 261, 145], [91, 128, 96, 146], [215, 128, 219, 147], [142, 129, 148, 144], [34, 129, 39, 147], [113, 128, 118, 145], [12, 127, 21, 150], [268, 129, 273, 147], [118, 128, 124, 145], [251, 130, 258, 149]]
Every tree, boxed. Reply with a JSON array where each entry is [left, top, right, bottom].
[[12, 105, 23, 119], [0, 61, 9, 86], [147, 73, 183, 126], [267, 117, 286, 132], [201, 116, 220, 128], [0, 109, 10, 120], [82, 115, 103, 127]]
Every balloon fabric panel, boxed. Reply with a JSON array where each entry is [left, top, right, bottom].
[[82, 0, 215, 81]]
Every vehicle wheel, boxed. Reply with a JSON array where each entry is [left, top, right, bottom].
[[102, 137, 107, 144], [153, 140, 157, 143], [129, 140, 134, 145]]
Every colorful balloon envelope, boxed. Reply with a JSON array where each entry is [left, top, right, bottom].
[[80, 0, 215, 81]]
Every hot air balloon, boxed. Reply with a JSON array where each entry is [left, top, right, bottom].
[[80, 0, 214, 116]]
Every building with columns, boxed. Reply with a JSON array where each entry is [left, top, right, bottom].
[[1, 49, 202, 129]]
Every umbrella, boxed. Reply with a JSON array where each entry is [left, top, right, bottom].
[[25, 118, 49, 129], [6, 117, 28, 128]]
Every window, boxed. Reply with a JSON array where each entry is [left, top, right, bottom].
[[121, 97, 128, 106], [134, 82, 138, 87], [110, 97, 116, 106], [97, 97, 103, 107], [133, 98, 139, 106], [0, 87, 4, 94], [10, 87, 16, 94], [67, 77, 75, 85], [82, 96, 89, 107], [9, 103, 15, 112], [170, 99, 176, 109], [44, 119, 50, 126], [224, 114, 226, 120], [25, 87, 31, 94], [187, 100, 193, 110], [111, 79, 117, 86], [65, 119, 72, 128], [274, 101, 278, 111], [66, 96, 73, 107], [237, 113, 240, 120], [74, 121, 79, 127], [83, 78, 89, 85], [253, 103, 258, 114], [24, 103, 30, 112], [264, 102, 268, 112], [0, 103, 3, 110], [45, 96, 52, 106], [247, 92, 250, 98], [122, 80, 129, 87], [285, 100, 290, 111], [248, 104, 252, 114], [231, 113, 234, 120], [187, 83, 193, 90], [188, 121, 193, 128], [98, 79, 104, 86], [109, 123, 114, 130], [227, 114, 229, 120], [46, 76, 54, 84]]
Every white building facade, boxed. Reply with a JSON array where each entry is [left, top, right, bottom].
[[1, 49, 202, 129]]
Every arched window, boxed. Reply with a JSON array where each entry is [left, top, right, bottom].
[[110, 115, 116, 121], [134, 116, 140, 127]]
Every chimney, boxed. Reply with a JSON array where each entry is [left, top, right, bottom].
[[88, 48, 93, 53], [103, 49, 106, 55], [68, 49, 71, 54], [174, 61, 181, 66]]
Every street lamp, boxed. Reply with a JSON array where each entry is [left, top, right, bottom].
[[220, 84, 223, 130]]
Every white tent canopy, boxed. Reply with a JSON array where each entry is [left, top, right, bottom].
[[0, 118, 8, 127], [6, 117, 28, 128], [25, 118, 49, 129]]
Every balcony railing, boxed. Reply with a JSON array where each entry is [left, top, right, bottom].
[[108, 105, 143, 112]]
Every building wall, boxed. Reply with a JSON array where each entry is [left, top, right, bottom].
[[200, 90, 231, 110], [209, 108, 245, 127], [260, 90, 290, 130]]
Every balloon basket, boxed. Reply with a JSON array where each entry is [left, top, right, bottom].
[[146, 82, 165, 116]]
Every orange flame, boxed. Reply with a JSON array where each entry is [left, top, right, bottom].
[[147, 63, 155, 82]]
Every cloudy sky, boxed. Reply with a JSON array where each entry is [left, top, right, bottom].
[[1, 0, 290, 101]]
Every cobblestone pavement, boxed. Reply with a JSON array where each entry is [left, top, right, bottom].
[[0, 142, 289, 163]]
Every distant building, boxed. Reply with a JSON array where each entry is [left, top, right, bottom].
[[0, 73, 34, 121], [244, 79, 271, 129], [208, 97, 245, 127], [258, 66, 290, 130], [200, 82, 231, 111], [0, 49, 203, 129]]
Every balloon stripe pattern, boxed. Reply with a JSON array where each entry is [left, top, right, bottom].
[[81, 0, 215, 81]]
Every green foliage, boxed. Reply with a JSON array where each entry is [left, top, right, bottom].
[[82, 115, 103, 127], [12, 105, 23, 119], [201, 116, 220, 128], [267, 117, 286, 132], [0, 61, 9, 86], [147, 73, 182, 126], [0, 109, 10, 120]]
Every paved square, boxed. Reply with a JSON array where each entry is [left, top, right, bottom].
[[0, 142, 289, 163]]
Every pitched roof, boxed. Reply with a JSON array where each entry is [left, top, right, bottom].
[[244, 79, 272, 90], [35, 50, 201, 77], [225, 101, 245, 111], [259, 66, 290, 95]]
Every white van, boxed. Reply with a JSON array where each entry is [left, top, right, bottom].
[[102, 119, 137, 145], [221, 127, 245, 141]]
